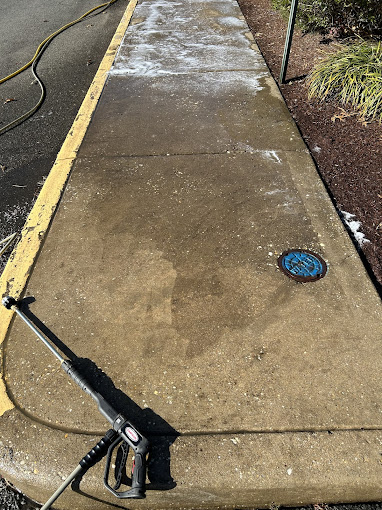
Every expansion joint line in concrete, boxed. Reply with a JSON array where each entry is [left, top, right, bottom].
[[78, 148, 309, 161], [2, 391, 382, 437], [180, 426, 382, 436], [0, 0, 139, 417]]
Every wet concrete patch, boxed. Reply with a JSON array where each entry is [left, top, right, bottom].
[[2, 407, 382, 508], [79, 73, 304, 158], [124, 0, 250, 35], [79, 0, 305, 158], [5, 152, 382, 436], [111, 0, 263, 76], [112, 29, 262, 75]]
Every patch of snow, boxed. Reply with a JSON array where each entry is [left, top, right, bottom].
[[264, 189, 286, 195], [340, 210, 370, 247], [218, 16, 245, 28], [234, 142, 256, 153], [261, 150, 282, 164]]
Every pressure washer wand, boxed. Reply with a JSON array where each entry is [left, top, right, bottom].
[[2, 296, 149, 500], [40, 429, 118, 510]]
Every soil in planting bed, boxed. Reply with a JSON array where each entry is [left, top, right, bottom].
[[238, 0, 382, 296]]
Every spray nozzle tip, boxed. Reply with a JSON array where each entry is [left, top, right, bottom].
[[2, 296, 17, 310]]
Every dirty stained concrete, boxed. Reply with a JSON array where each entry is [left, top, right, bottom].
[[1, 0, 381, 508]]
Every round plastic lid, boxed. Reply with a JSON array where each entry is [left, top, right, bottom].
[[277, 249, 328, 282]]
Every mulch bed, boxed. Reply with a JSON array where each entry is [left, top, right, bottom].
[[237, 0, 382, 294]]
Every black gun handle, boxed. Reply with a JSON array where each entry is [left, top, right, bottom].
[[131, 452, 146, 495], [104, 438, 147, 499]]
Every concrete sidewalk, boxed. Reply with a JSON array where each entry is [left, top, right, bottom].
[[1, 0, 382, 508]]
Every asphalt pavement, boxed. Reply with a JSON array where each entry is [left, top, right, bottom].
[[0, 0, 129, 273]]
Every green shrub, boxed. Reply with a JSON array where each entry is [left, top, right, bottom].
[[307, 41, 382, 122], [271, 0, 382, 37]]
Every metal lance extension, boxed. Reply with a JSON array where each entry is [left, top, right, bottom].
[[40, 429, 119, 510], [2, 296, 149, 505]]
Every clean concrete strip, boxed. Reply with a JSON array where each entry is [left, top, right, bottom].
[[0, 0, 138, 416]]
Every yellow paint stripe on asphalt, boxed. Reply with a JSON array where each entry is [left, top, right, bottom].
[[0, 0, 138, 416]]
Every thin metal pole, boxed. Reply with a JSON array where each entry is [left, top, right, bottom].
[[11, 306, 65, 363], [279, 0, 299, 84], [40, 464, 83, 510]]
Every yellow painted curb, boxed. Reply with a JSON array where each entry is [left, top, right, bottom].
[[0, 0, 138, 416]]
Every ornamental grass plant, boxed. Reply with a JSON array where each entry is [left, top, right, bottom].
[[307, 41, 382, 123]]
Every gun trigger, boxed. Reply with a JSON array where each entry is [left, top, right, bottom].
[[114, 441, 130, 491]]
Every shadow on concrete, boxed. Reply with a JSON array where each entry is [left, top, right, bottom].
[[19, 298, 178, 502]]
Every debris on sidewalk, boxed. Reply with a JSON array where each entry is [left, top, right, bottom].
[[0, 233, 18, 257], [0, 477, 38, 510]]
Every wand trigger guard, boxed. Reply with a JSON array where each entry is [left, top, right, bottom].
[[104, 437, 146, 499]]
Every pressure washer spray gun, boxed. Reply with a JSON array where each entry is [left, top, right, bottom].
[[2, 296, 149, 510]]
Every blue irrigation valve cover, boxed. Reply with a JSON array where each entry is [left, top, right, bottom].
[[277, 249, 328, 282]]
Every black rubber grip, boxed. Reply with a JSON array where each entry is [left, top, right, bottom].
[[61, 360, 94, 397], [80, 429, 118, 470], [131, 452, 146, 494]]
